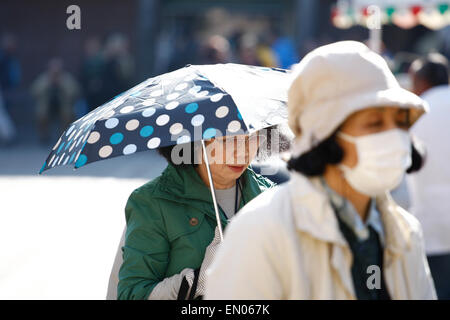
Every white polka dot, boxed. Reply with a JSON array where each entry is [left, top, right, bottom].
[[58, 153, 65, 165], [52, 157, 59, 167], [166, 92, 180, 100], [228, 120, 241, 133], [68, 129, 77, 141], [99, 145, 113, 158], [69, 141, 76, 152], [120, 106, 134, 114], [188, 86, 201, 95], [142, 107, 156, 117], [63, 156, 70, 166], [66, 125, 76, 136], [169, 123, 183, 135], [102, 110, 115, 119], [215, 106, 229, 118], [191, 114, 205, 126], [175, 83, 188, 91], [123, 144, 137, 155], [52, 137, 62, 150], [105, 118, 119, 129], [74, 130, 83, 140], [156, 114, 170, 126], [126, 119, 140, 131], [49, 154, 56, 166], [147, 137, 161, 149], [177, 135, 191, 144], [87, 131, 101, 144], [196, 90, 209, 98], [142, 98, 156, 106], [150, 89, 164, 97], [210, 93, 223, 102], [165, 101, 180, 110]]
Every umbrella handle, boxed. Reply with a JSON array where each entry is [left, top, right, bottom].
[[201, 139, 224, 242]]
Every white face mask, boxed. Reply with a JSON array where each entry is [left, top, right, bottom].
[[338, 129, 412, 197]]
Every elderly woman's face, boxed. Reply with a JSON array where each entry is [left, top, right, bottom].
[[336, 106, 410, 168], [203, 133, 261, 182]]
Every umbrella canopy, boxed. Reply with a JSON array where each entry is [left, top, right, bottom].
[[39, 63, 291, 175]]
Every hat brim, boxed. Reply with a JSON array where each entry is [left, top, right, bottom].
[[292, 86, 428, 157]]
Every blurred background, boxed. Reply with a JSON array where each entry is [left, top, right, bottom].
[[2, 0, 450, 148], [1, 0, 450, 299]]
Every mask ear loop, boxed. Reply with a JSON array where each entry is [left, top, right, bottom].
[[335, 131, 355, 201], [337, 131, 357, 143]]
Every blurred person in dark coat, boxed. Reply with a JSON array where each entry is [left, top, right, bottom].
[[101, 33, 135, 102], [31, 58, 80, 144], [409, 53, 450, 299], [80, 36, 106, 112]]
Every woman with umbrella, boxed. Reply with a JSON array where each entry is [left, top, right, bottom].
[[37, 63, 292, 300], [205, 41, 436, 300], [117, 127, 286, 300]]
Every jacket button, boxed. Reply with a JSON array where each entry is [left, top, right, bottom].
[[189, 217, 199, 226]]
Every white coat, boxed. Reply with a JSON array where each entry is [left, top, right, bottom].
[[205, 172, 437, 300]]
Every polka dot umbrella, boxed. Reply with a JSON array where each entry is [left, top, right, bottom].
[[39, 63, 290, 174], [38, 63, 291, 239]]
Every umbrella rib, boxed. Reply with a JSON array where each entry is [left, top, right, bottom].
[[201, 139, 224, 242]]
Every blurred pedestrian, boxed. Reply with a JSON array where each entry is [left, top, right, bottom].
[[200, 35, 231, 65], [205, 41, 436, 300], [408, 53, 450, 299], [0, 33, 20, 144], [267, 26, 298, 69], [101, 33, 135, 102], [80, 36, 106, 112], [31, 58, 80, 144], [0, 88, 16, 145], [0, 33, 21, 106]]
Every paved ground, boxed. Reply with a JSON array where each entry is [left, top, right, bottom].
[[0, 136, 290, 299], [0, 143, 167, 299]]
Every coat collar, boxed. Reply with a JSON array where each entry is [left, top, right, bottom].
[[288, 172, 413, 254], [152, 163, 273, 223]]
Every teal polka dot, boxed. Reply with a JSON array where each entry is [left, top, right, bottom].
[[203, 128, 216, 139], [39, 161, 46, 174], [110, 132, 124, 145], [57, 142, 65, 154], [185, 103, 198, 114], [75, 154, 88, 168], [69, 153, 76, 164], [65, 140, 73, 151], [140, 126, 154, 138]]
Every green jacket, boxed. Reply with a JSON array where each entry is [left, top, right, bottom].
[[117, 163, 275, 300]]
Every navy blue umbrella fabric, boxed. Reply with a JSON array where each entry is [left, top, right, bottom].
[[39, 64, 290, 174]]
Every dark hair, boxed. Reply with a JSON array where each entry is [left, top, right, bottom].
[[287, 132, 425, 176], [158, 125, 291, 167], [410, 53, 449, 87]]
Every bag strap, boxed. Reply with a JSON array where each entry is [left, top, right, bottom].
[[188, 268, 201, 300]]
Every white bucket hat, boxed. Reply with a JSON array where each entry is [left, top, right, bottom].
[[288, 40, 428, 157]]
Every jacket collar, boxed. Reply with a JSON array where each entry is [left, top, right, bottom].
[[288, 172, 413, 253], [152, 163, 271, 222]]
